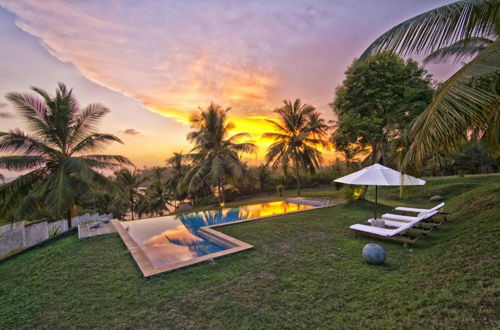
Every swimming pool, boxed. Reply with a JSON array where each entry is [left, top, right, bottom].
[[116, 201, 316, 275]]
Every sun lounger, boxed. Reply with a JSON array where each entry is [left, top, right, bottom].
[[394, 202, 446, 217], [350, 215, 427, 247], [382, 210, 438, 222]]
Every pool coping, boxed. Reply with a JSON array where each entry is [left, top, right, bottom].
[[112, 202, 339, 277]]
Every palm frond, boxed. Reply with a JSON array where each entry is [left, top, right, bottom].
[[0, 129, 60, 156], [403, 40, 500, 167], [45, 167, 78, 217], [83, 154, 132, 168], [361, 0, 500, 60], [0, 169, 45, 218], [71, 133, 124, 154], [423, 36, 494, 63], [0, 156, 46, 171]]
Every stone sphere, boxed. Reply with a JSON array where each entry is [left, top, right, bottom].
[[362, 244, 386, 265]]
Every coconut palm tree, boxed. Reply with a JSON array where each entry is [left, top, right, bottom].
[[0, 83, 131, 226], [182, 103, 256, 205], [114, 168, 145, 220], [361, 0, 499, 167], [263, 99, 329, 196]]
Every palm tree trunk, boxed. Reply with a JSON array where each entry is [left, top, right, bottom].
[[130, 193, 134, 220]]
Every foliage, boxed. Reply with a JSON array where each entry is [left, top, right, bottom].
[[113, 168, 146, 220], [255, 164, 271, 192], [451, 141, 498, 173], [264, 99, 329, 196], [330, 52, 434, 166], [182, 103, 256, 204], [0, 83, 131, 226], [360, 0, 500, 166]]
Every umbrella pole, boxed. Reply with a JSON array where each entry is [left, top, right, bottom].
[[375, 185, 378, 220]]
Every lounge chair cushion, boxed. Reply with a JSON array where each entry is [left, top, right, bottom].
[[382, 210, 438, 222], [368, 219, 407, 228], [395, 202, 445, 214], [350, 224, 394, 236]]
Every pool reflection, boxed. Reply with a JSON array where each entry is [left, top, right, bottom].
[[120, 201, 314, 268]]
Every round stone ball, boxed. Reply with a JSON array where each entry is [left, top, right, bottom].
[[362, 244, 386, 265]]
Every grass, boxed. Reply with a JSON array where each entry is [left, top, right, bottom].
[[0, 174, 498, 329]]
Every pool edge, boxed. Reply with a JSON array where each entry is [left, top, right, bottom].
[[112, 203, 339, 277], [112, 219, 253, 277]]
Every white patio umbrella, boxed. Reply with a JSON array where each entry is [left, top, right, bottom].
[[334, 163, 426, 219]]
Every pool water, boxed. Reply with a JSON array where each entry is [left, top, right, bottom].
[[120, 201, 314, 268]]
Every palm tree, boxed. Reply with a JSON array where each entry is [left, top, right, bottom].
[[114, 168, 145, 220], [166, 152, 187, 208], [182, 103, 256, 205], [145, 167, 170, 216], [255, 164, 271, 192], [263, 99, 329, 196], [361, 0, 499, 167], [0, 83, 131, 227]]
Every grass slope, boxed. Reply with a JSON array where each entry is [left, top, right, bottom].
[[0, 175, 498, 329]]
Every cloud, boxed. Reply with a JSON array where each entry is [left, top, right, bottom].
[[122, 128, 140, 136], [1, 0, 454, 129], [0, 112, 15, 119], [0, 0, 341, 123]]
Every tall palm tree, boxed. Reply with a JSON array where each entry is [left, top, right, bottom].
[[0, 83, 131, 227], [114, 168, 145, 220], [361, 0, 499, 167], [182, 103, 256, 205], [263, 99, 329, 196]]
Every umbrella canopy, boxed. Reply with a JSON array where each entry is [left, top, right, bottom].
[[334, 163, 425, 219], [334, 163, 426, 186]]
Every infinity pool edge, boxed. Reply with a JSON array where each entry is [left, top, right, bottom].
[[112, 203, 338, 277]]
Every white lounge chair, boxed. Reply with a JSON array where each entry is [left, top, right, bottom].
[[382, 210, 439, 223], [394, 202, 446, 215], [350, 214, 428, 247], [381, 210, 441, 230]]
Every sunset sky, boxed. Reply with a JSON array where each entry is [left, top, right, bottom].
[[0, 0, 459, 177]]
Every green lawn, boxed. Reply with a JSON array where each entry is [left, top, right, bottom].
[[0, 174, 499, 329]]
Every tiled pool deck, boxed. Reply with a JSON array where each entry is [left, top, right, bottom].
[[112, 199, 340, 277]]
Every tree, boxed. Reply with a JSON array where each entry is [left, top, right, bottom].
[[263, 99, 329, 196], [145, 167, 170, 216], [451, 141, 498, 174], [330, 52, 434, 166], [255, 164, 271, 192], [114, 168, 145, 220], [0, 83, 131, 227], [330, 133, 367, 168], [360, 0, 499, 167], [166, 152, 188, 208], [182, 103, 256, 205]]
